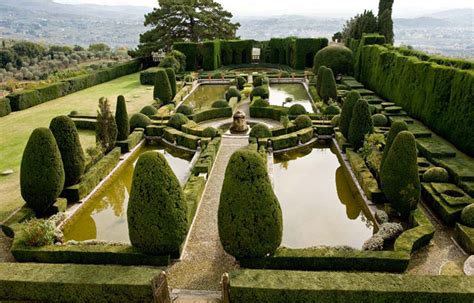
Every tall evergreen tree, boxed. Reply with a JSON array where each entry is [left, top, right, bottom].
[[378, 0, 395, 44], [115, 95, 130, 141], [96, 97, 118, 153]]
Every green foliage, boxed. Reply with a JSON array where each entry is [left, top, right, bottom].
[[226, 86, 242, 102], [381, 121, 408, 168], [348, 99, 373, 149], [140, 105, 158, 117], [249, 123, 272, 138], [168, 113, 189, 131], [253, 75, 264, 87], [218, 150, 283, 259], [324, 104, 341, 115], [331, 114, 340, 127], [168, 50, 186, 72], [319, 68, 338, 102], [461, 204, 474, 227], [88, 43, 110, 52], [159, 55, 180, 74], [115, 95, 130, 141], [128, 151, 188, 256], [202, 41, 221, 71], [314, 45, 355, 76], [294, 38, 329, 69], [49, 116, 85, 187], [176, 104, 194, 116], [130, 113, 151, 131], [165, 68, 177, 98], [250, 86, 269, 101], [0, 49, 16, 68], [396, 47, 474, 70], [220, 40, 253, 65], [0, 98, 11, 117], [20, 218, 57, 247], [371, 113, 388, 126], [153, 68, 172, 104], [252, 98, 270, 107], [381, 131, 420, 217], [202, 127, 218, 138], [422, 167, 450, 183], [339, 91, 360, 138], [294, 115, 312, 130], [235, 76, 247, 90], [378, 9, 394, 44], [96, 98, 118, 153], [288, 104, 307, 116], [173, 42, 199, 71], [12, 41, 46, 58], [20, 128, 65, 214], [342, 10, 378, 41], [316, 65, 327, 98], [212, 99, 230, 108]]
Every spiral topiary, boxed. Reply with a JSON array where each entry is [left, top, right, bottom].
[[339, 91, 361, 139], [294, 115, 313, 130], [176, 104, 194, 116], [168, 113, 189, 131], [372, 114, 389, 127], [381, 121, 409, 169], [249, 123, 272, 138], [348, 99, 373, 150], [202, 127, 218, 138], [288, 104, 307, 116], [130, 113, 151, 131], [225, 86, 241, 102], [140, 105, 158, 117], [313, 44, 354, 76], [212, 100, 230, 108], [319, 68, 338, 102], [250, 86, 269, 101], [115, 95, 130, 141]]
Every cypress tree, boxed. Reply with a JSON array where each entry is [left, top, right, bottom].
[[20, 128, 65, 214], [316, 65, 327, 98], [381, 121, 408, 169], [165, 67, 177, 99], [153, 68, 173, 104], [49, 115, 85, 187], [348, 99, 373, 149], [96, 97, 118, 153], [339, 91, 361, 139], [319, 68, 338, 103], [115, 95, 130, 141], [378, 0, 394, 44]]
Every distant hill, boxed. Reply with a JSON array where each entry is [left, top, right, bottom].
[[427, 8, 473, 25]]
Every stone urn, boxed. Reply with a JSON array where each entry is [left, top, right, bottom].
[[230, 110, 249, 134]]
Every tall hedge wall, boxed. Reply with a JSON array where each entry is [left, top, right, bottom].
[[268, 38, 295, 66], [202, 41, 221, 71], [395, 47, 474, 70], [173, 42, 199, 71], [294, 38, 328, 69], [359, 44, 474, 156], [220, 40, 253, 66]]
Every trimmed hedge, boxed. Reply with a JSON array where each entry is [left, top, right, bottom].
[[226, 86, 242, 102], [348, 99, 373, 149], [212, 99, 230, 108], [249, 123, 272, 138], [168, 113, 189, 131], [288, 104, 306, 116], [220, 40, 253, 65], [115, 129, 144, 153], [316, 65, 326, 97], [319, 68, 338, 102], [381, 121, 408, 168], [173, 42, 199, 71], [115, 95, 130, 141], [250, 86, 269, 101], [191, 107, 232, 123], [176, 104, 194, 116], [140, 105, 157, 116], [0, 98, 11, 117], [202, 127, 218, 139], [313, 44, 354, 76], [339, 91, 360, 138], [202, 40, 221, 71], [294, 115, 312, 130], [139, 67, 159, 85], [396, 47, 474, 70], [294, 38, 329, 69], [250, 105, 288, 121], [153, 68, 172, 104], [165, 67, 177, 98], [129, 113, 151, 131], [394, 209, 435, 254]]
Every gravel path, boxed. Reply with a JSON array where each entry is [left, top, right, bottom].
[[167, 137, 249, 291]]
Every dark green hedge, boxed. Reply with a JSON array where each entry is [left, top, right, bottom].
[[359, 44, 474, 156], [220, 40, 253, 65], [0, 98, 12, 117], [202, 40, 221, 71], [191, 107, 232, 123], [250, 105, 288, 121], [139, 67, 159, 85], [267, 38, 295, 66], [173, 42, 199, 71], [396, 47, 474, 70], [294, 38, 328, 69], [115, 129, 144, 153]]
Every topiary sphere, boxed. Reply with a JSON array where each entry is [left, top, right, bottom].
[[212, 99, 230, 108], [235, 76, 247, 90], [348, 99, 373, 150], [20, 128, 65, 214], [324, 104, 341, 116], [331, 114, 340, 127], [176, 104, 194, 116], [218, 150, 283, 259], [339, 91, 361, 139], [319, 68, 338, 102], [115, 95, 130, 141], [316, 65, 327, 97], [381, 121, 409, 168], [253, 75, 264, 87], [165, 68, 177, 98], [372, 114, 389, 127], [130, 113, 151, 131], [422, 167, 450, 183], [288, 104, 307, 116], [49, 115, 85, 187], [202, 127, 218, 138], [461, 204, 474, 228], [250, 86, 269, 101], [127, 151, 188, 256], [168, 113, 189, 131], [249, 123, 272, 138], [252, 98, 270, 107], [140, 105, 158, 117], [313, 45, 354, 76], [225, 86, 241, 102], [294, 115, 312, 130], [153, 68, 173, 104]]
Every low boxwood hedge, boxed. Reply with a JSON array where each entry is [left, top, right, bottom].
[[250, 105, 288, 121], [0, 98, 11, 117], [115, 129, 144, 153], [191, 107, 232, 123]]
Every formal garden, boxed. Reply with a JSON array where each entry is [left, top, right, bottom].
[[0, 1, 473, 302]]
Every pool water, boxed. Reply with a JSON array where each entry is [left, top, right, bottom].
[[272, 143, 374, 249], [269, 83, 313, 113], [182, 84, 229, 109], [231, 67, 281, 73], [63, 145, 193, 243]]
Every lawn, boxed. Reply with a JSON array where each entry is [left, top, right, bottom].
[[0, 72, 154, 222]]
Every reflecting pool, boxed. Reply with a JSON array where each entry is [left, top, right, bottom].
[[269, 83, 313, 113], [182, 84, 229, 109]]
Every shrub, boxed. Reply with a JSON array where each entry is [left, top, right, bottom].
[[115, 95, 130, 141], [348, 99, 373, 150], [218, 150, 283, 258], [140, 105, 158, 117], [168, 113, 189, 131], [130, 113, 151, 131], [381, 121, 408, 168], [235, 76, 247, 90], [380, 131, 420, 217], [127, 151, 188, 256], [422, 167, 450, 183], [461, 204, 474, 228], [202, 127, 218, 138], [96, 98, 118, 153], [377, 223, 404, 241], [313, 44, 354, 76], [372, 114, 388, 127], [253, 75, 263, 87], [375, 210, 389, 224], [212, 100, 230, 108], [250, 86, 269, 101], [319, 68, 338, 102], [294, 115, 313, 130], [20, 128, 65, 214], [362, 235, 384, 251], [331, 114, 340, 127], [288, 104, 307, 116], [339, 91, 361, 139], [169, 50, 186, 72], [153, 69, 173, 104], [165, 68, 177, 99], [316, 65, 327, 97], [176, 104, 194, 116], [159, 55, 180, 73], [226, 86, 242, 102], [49, 116, 85, 187], [324, 104, 341, 115], [249, 123, 272, 138], [252, 98, 270, 107], [21, 218, 57, 247]]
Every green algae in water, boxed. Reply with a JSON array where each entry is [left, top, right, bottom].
[[269, 83, 313, 113], [63, 145, 193, 243], [182, 84, 229, 109], [273, 143, 374, 249]]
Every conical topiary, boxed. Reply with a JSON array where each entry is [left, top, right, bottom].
[[153, 68, 172, 104], [20, 128, 65, 214], [348, 99, 373, 150], [381, 121, 408, 169], [380, 131, 420, 217], [165, 67, 177, 99], [319, 68, 337, 102], [339, 91, 361, 139], [49, 115, 85, 187], [115, 95, 130, 141], [218, 150, 283, 259], [127, 151, 188, 256], [316, 65, 327, 98]]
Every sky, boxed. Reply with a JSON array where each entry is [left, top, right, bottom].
[[55, 0, 474, 18]]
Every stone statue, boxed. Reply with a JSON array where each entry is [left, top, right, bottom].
[[230, 110, 249, 134]]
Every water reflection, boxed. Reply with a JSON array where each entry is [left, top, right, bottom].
[[269, 84, 313, 113], [182, 84, 229, 109]]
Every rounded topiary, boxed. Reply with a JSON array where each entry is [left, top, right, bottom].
[[159, 55, 180, 73], [381, 121, 409, 168], [165, 68, 177, 99], [316, 65, 327, 97], [115, 95, 130, 141], [331, 114, 340, 127], [294, 115, 312, 130], [422, 167, 450, 183], [235, 76, 247, 90], [212, 99, 230, 108], [253, 75, 263, 87], [140, 105, 158, 117], [218, 150, 283, 258], [319, 68, 338, 102], [289, 104, 307, 116], [49, 116, 85, 187], [348, 99, 373, 150], [153, 68, 173, 104], [324, 104, 341, 115], [372, 113, 388, 127], [461, 204, 474, 228], [249, 123, 272, 138], [377, 223, 404, 241], [202, 127, 218, 138], [168, 113, 189, 131], [380, 131, 420, 217], [252, 98, 270, 107], [127, 151, 188, 256], [225, 86, 241, 102], [250, 86, 269, 101], [176, 104, 194, 116], [20, 128, 65, 214], [130, 113, 151, 131], [313, 45, 354, 76], [362, 235, 384, 251], [339, 91, 361, 139]]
